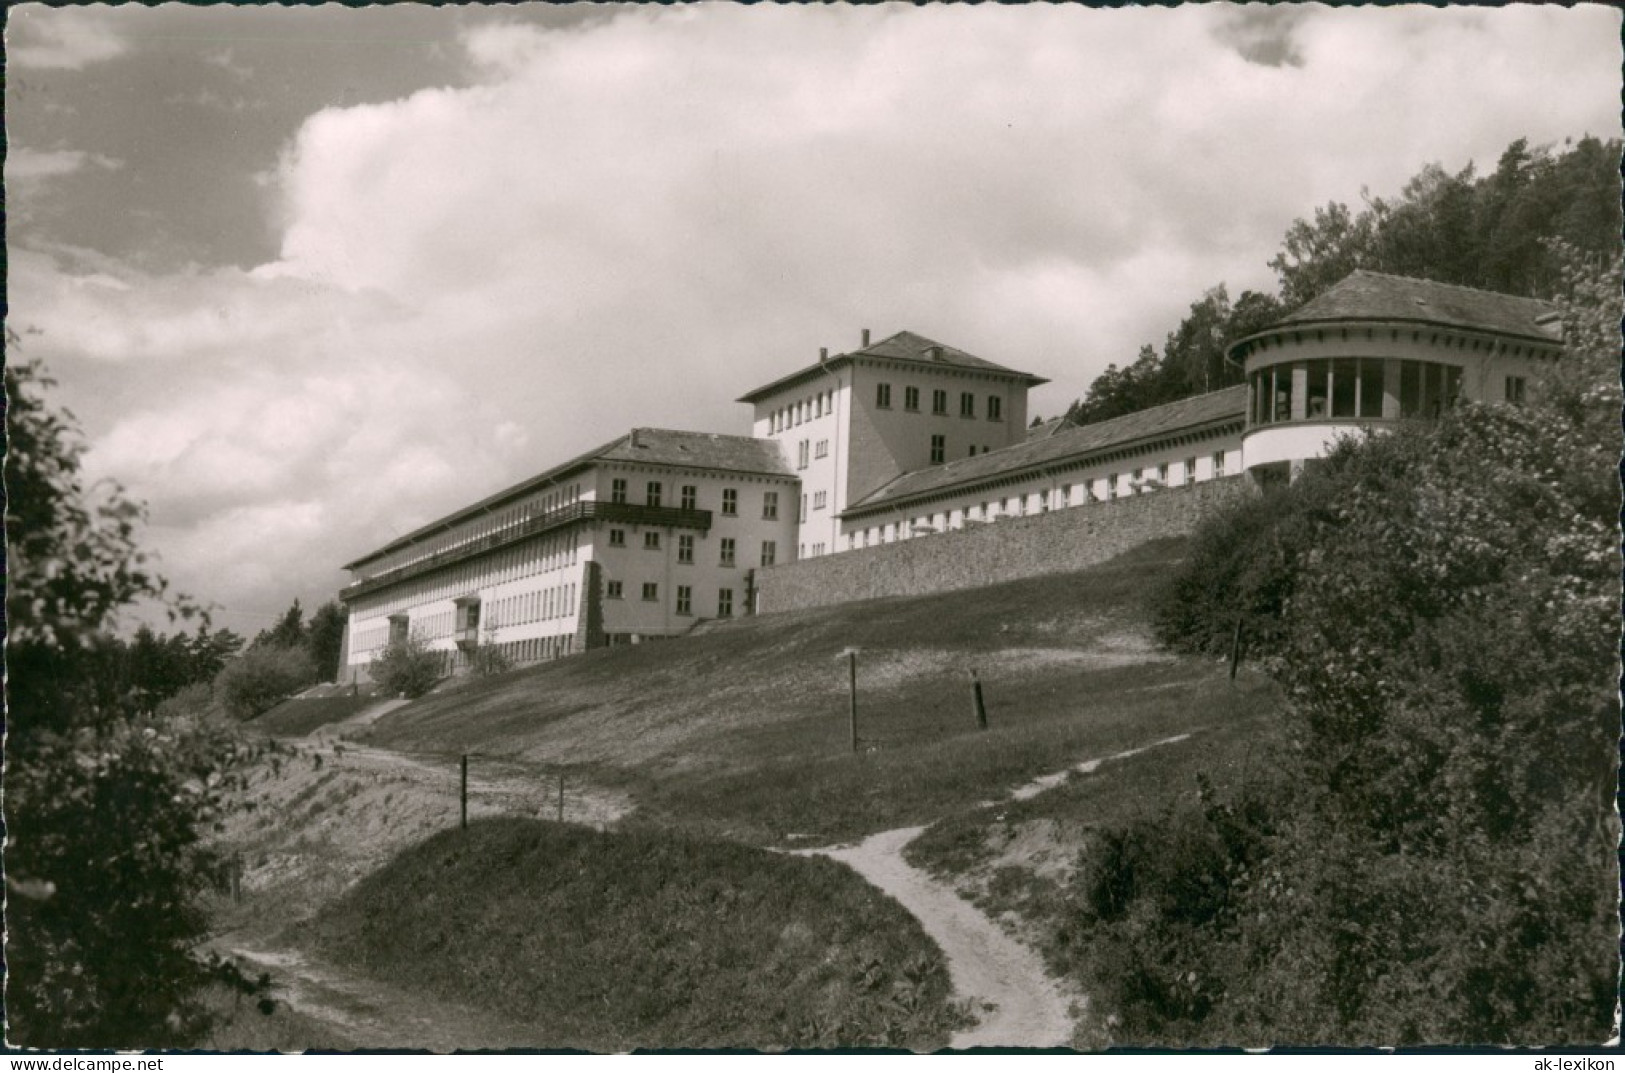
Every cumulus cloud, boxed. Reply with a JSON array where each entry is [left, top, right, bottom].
[[9, 5, 128, 69], [12, 4, 1621, 624]]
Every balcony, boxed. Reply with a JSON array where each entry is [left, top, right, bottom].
[[344, 501, 713, 600]]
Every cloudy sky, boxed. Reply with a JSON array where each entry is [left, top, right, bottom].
[[8, 3, 1620, 634]]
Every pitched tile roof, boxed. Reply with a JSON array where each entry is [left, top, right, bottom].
[[844, 384, 1247, 517], [737, 330, 1046, 402], [601, 427, 795, 475], [1025, 416, 1070, 441], [345, 428, 792, 568], [1270, 270, 1561, 342]]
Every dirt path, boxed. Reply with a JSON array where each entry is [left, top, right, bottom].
[[220, 939, 546, 1052], [809, 827, 1074, 1049], [804, 731, 1202, 1049]]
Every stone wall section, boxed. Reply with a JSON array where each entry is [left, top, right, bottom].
[[757, 475, 1255, 613]]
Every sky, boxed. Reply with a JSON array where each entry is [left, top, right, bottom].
[[7, 3, 1621, 636]]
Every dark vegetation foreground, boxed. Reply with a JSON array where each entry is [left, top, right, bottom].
[[308, 818, 968, 1051]]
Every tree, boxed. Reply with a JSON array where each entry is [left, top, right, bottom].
[[257, 598, 306, 650], [305, 599, 347, 683], [1080, 245, 1621, 1046], [370, 632, 443, 698], [214, 643, 318, 720], [4, 352, 270, 1047]]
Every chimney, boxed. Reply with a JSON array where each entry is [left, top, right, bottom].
[[629, 428, 641, 448], [819, 347, 828, 362], [861, 328, 871, 348]]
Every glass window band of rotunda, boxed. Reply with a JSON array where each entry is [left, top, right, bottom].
[[1247, 357, 1464, 427]]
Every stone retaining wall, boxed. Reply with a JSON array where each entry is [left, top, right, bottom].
[[757, 475, 1255, 613]]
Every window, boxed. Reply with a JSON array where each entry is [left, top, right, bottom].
[[904, 386, 921, 411], [930, 434, 946, 464], [798, 441, 809, 469], [606, 580, 624, 599], [960, 392, 975, 417], [815, 439, 828, 459], [1185, 457, 1198, 485], [987, 395, 1003, 422], [968, 446, 977, 457], [763, 492, 779, 519], [1107, 475, 1118, 500], [720, 537, 736, 566], [680, 485, 697, 510], [813, 491, 827, 510], [643, 531, 661, 550], [932, 389, 948, 415], [609, 528, 626, 547], [1157, 463, 1169, 486], [761, 540, 777, 567], [1505, 376, 1527, 405], [676, 585, 692, 616], [1213, 451, 1227, 477], [677, 534, 694, 564], [718, 588, 734, 618], [800, 494, 808, 523], [876, 383, 892, 408], [611, 478, 627, 505], [646, 481, 662, 507], [642, 582, 659, 602]]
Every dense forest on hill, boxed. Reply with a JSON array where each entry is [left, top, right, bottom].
[[1063, 135, 1621, 426]]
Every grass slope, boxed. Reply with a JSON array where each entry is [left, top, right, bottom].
[[364, 538, 1280, 844], [308, 818, 968, 1051]]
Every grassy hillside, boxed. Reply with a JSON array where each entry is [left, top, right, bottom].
[[361, 537, 1281, 845], [308, 818, 969, 1051]]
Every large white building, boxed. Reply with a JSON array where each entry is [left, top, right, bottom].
[[339, 429, 797, 681], [337, 271, 1559, 681], [737, 330, 1046, 560]]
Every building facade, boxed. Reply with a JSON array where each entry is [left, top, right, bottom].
[[339, 429, 797, 683], [1229, 271, 1560, 483], [338, 271, 1561, 680], [738, 330, 1046, 560]]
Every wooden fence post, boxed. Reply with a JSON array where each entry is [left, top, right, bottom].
[[460, 753, 469, 830], [971, 669, 989, 731], [1229, 616, 1244, 682], [847, 649, 859, 753]]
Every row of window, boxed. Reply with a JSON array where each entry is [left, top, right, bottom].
[[876, 384, 1004, 422], [363, 483, 584, 580], [351, 535, 581, 633], [610, 479, 778, 519], [606, 581, 737, 618], [772, 389, 836, 433], [606, 531, 777, 567], [482, 634, 574, 665], [1248, 358, 1464, 427], [847, 453, 1231, 548]]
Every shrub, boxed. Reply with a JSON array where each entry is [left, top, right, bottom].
[[4, 355, 271, 1047], [1073, 249, 1621, 1045], [214, 643, 317, 720], [369, 633, 443, 698], [469, 628, 514, 678]]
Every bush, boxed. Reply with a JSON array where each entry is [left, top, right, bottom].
[[1071, 250, 1621, 1045], [469, 628, 514, 678], [214, 644, 317, 721], [369, 633, 443, 698], [4, 355, 271, 1047]]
